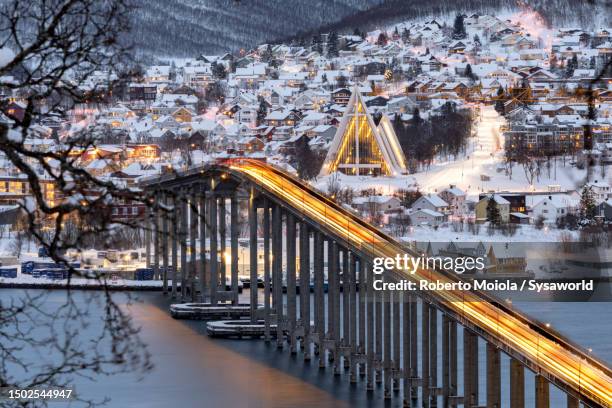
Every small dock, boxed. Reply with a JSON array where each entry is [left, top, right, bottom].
[[170, 303, 254, 320], [206, 320, 277, 338]]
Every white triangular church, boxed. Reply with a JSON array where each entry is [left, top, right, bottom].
[[319, 86, 408, 177]]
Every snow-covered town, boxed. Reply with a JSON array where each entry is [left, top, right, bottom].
[[2, 2, 612, 407], [1, 10, 612, 274]]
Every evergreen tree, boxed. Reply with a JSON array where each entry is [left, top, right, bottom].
[[376, 32, 388, 46], [465, 64, 476, 81], [256, 97, 268, 126], [393, 26, 400, 40], [211, 62, 227, 80], [473, 34, 481, 46], [580, 185, 597, 224], [336, 74, 348, 89], [565, 54, 578, 78], [486, 196, 501, 224], [402, 28, 411, 42], [452, 14, 467, 39], [311, 34, 323, 54], [327, 31, 339, 58], [321, 73, 328, 83], [260, 44, 273, 63], [495, 86, 505, 115], [353, 28, 362, 38]]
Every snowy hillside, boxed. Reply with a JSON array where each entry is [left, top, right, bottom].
[[131, 0, 383, 58], [130, 0, 610, 58]]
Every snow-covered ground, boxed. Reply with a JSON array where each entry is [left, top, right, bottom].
[[314, 104, 601, 196], [399, 223, 578, 244]]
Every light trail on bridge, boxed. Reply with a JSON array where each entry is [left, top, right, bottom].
[[227, 158, 612, 407]]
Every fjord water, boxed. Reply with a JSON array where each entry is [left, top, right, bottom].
[[4, 289, 610, 408]]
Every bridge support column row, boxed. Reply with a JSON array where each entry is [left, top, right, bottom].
[[464, 329, 479, 407]]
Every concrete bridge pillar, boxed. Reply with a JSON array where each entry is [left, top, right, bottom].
[[145, 206, 151, 268], [375, 281, 383, 384], [286, 213, 297, 352], [262, 200, 271, 342], [272, 205, 283, 348], [349, 253, 357, 383], [249, 189, 258, 322], [402, 291, 410, 407], [442, 315, 458, 407], [486, 343, 501, 408], [313, 231, 325, 368], [566, 395, 579, 408], [384, 289, 392, 399], [299, 222, 311, 361], [230, 194, 239, 305], [207, 191, 218, 305], [429, 305, 437, 407], [218, 196, 227, 288], [161, 193, 169, 295], [342, 250, 350, 371], [392, 290, 401, 392], [189, 192, 198, 301], [463, 329, 479, 407], [510, 358, 525, 408], [198, 191, 207, 302], [422, 301, 431, 408], [535, 375, 550, 408], [328, 241, 340, 375], [179, 192, 188, 301], [365, 260, 375, 391], [153, 196, 160, 282], [358, 258, 366, 377], [171, 194, 178, 299], [410, 295, 418, 403]]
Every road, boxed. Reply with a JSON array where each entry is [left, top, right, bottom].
[[227, 158, 612, 407], [412, 104, 505, 194]]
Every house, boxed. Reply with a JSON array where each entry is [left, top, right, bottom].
[[236, 136, 265, 153], [586, 180, 611, 202], [353, 195, 402, 213], [411, 194, 450, 215], [509, 212, 530, 224], [331, 88, 351, 105], [171, 107, 194, 123], [529, 194, 578, 223], [596, 199, 612, 221], [484, 244, 529, 277], [474, 195, 510, 223], [409, 209, 445, 226], [387, 96, 418, 114], [479, 192, 526, 213], [264, 109, 300, 127], [439, 186, 466, 215]]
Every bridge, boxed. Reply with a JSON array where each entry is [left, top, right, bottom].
[[141, 158, 611, 408]]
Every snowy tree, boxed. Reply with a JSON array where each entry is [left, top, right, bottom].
[[452, 14, 467, 39], [311, 34, 323, 54], [402, 28, 411, 43], [486, 196, 501, 225], [211, 61, 227, 79], [327, 31, 339, 58], [565, 54, 578, 78], [0, 0, 151, 401], [260, 44, 273, 62], [465, 64, 477, 82], [579, 185, 597, 224], [376, 32, 388, 46], [494, 86, 506, 115], [256, 97, 268, 126]]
